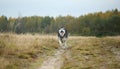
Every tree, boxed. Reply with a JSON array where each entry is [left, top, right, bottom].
[[8, 17, 16, 32], [0, 9, 120, 36], [41, 16, 51, 29], [0, 15, 8, 32]]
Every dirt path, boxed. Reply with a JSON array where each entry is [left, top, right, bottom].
[[38, 49, 67, 69]]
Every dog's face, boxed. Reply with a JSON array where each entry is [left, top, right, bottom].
[[59, 28, 65, 37]]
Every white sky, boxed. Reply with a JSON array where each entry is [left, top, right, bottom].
[[0, 0, 120, 18]]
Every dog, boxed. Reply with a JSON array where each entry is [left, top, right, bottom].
[[58, 27, 68, 49]]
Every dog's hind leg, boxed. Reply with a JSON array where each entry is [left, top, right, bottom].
[[63, 38, 68, 49], [63, 42, 68, 49]]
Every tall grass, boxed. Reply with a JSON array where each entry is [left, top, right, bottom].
[[0, 33, 59, 69], [0, 33, 120, 69], [62, 36, 120, 69]]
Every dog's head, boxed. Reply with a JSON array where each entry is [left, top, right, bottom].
[[58, 27, 68, 38], [59, 28, 65, 37]]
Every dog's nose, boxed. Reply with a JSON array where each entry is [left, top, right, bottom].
[[60, 31, 64, 33]]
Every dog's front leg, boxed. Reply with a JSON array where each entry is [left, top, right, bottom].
[[58, 38, 63, 48]]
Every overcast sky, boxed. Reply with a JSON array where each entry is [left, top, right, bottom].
[[0, 0, 120, 18]]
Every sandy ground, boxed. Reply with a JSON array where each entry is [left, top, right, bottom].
[[38, 49, 68, 69]]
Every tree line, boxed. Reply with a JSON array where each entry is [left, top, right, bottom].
[[0, 9, 120, 36]]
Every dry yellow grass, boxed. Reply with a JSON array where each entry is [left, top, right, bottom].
[[0, 33, 59, 69], [62, 36, 120, 69], [0, 33, 120, 69]]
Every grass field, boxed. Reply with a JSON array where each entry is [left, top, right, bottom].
[[0, 33, 120, 69], [0, 33, 59, 69], [62, 36, 120, 69]]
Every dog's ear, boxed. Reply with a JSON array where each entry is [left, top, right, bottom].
[[58, 30, 60, 37]]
